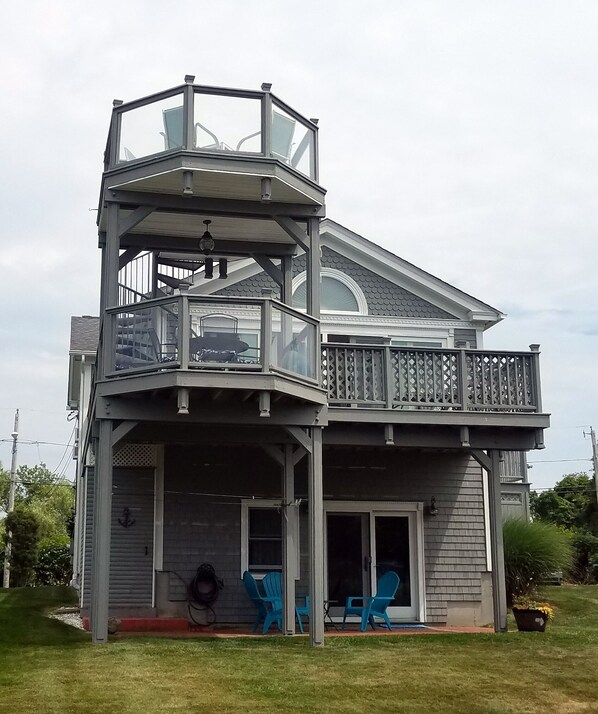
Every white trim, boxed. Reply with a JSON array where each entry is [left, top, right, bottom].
[[240, 499, 300, 579], [482, 468, 492, 571], [292, 268, 368, 315], [323, 500, 425, 622], [152, 445, 165, 607]]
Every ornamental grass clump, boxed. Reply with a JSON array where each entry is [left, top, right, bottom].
[[503, 517, 573, 606]]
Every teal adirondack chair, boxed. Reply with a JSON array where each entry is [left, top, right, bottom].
[[242, 571, 270, 633], [262, 571, 310, 634], [342, 571, 400, 632]]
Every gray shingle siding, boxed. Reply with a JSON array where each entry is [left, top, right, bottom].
[[83, 467, 155, 613], [159, 445, 486, 625], [216, 247, 457, 319]]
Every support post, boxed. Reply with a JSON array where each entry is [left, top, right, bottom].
[[90, 419, 114, 643], [308, 426, 324, 646], [487, 449, 507, 632], [282, 444, 297, 635]]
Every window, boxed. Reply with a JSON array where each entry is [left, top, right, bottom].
[[292, 269, 367, 314], [248, 508, 282, 572], [240, 500, 300, 578]]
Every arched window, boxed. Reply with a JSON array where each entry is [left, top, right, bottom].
[[292, 269, 367, 314]]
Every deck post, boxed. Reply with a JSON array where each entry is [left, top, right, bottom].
[[308, 425, 324, 646], [488, 449, 508, 632], [90, 419, 113, 643], [282, 444, 297, 635]]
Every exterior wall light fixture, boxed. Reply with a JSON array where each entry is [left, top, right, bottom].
[[428, 497, 439, 517]]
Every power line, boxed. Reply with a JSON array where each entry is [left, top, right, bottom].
[[528, 458, 591, 464], [0, 439, 73, 447]]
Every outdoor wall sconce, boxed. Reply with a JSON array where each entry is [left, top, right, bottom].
[[427, 498, 439, 517], [204, 258, 214, 279], [199, 219, 215, 254]]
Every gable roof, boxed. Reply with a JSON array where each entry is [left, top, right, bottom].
[[192, 218, 504, 329], [70, 316, 100, 354], [322, 220, 503, 327]]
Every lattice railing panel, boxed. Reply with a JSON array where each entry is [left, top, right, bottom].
[[322, 344, 540, 412], [322, 345, 385, 404], [466, 353, 535, 410], [391, 350, 460, 407]]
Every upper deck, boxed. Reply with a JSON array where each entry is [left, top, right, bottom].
[[100, 76, 325, 216]]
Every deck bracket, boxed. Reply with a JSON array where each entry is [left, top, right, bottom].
[[274, 216, 309, 252], [118, 205, 155, 239]]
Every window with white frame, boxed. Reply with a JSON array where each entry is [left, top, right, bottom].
[[240, 500, 300, 578], [292, 269, 367, 314]]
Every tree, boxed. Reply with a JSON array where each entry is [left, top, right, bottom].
[[530, 472, 598, 583], [1, 463, 74, 586], [4, 507, 41, 587]]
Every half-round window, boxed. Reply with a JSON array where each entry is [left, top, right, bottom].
[[292, 271, 366, 313]]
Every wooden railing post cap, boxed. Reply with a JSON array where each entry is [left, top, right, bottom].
[[178, 281, 191, 293], [184, 75, 195, 84], [261, 83, 272, 92], [529, 344, 541, 353]]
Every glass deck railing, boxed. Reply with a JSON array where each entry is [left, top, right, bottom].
[[107, 80, 318, 181], [105, 294, 319, 384]]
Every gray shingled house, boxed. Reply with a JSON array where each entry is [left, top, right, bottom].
[[68, 79, 548, 645]]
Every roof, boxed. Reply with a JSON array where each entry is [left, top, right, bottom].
[[70, 316, 100, 354]]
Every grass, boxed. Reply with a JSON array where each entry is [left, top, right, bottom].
[[1, 586, 598, 713]]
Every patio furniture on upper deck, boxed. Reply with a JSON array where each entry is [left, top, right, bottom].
[[190, 313, 249, 362]]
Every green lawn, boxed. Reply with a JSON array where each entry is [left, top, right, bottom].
[[1, 586, 598, 713]]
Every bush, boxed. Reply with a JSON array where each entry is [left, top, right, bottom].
[[3, 507, 41, 586], [503, 517, 573, 604], [33, 541, 72, 586], [569, 530, 598, 583]]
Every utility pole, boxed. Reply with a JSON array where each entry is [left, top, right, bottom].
[[3, 409, 19, 589], [589, 427, 598, 508]]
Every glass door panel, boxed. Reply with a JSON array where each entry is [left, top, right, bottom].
[[374, 515, 410, 606], [326, 513, 369, 611], [372, 514, 416, 619]]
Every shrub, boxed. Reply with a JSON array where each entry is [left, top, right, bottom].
[[569, 530, 598, 583], [503, 517, 573, 604], [33, 542, 72, 586], [3, 507, 41, 586]]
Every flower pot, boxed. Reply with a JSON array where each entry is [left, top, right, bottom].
[[512, 608, 547, 632]]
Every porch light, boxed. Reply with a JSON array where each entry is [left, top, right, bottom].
[[428, 498, 439, 517], [204, 258, 213, 279], [199, 220, 215, 255]]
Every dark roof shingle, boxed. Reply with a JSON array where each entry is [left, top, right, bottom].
[[70, 316, 100, 353]]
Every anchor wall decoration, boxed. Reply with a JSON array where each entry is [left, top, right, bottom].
[[118, 507, 136, 528]]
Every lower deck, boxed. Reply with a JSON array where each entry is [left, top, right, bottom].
[[77, 443, 496, 629]]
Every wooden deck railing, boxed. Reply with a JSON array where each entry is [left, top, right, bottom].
[[321, 343, 542, 413]]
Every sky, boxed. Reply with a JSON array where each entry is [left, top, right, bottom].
[[0, 1, 596, 491]]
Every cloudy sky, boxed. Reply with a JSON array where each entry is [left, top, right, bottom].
[[0, 1, 596, 490]]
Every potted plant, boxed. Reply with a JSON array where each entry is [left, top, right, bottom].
[[511, 596, 554, 632], [503, 517, 572, 632]]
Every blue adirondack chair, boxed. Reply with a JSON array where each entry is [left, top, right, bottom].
[[262, 571, 310, 634], [342, 571, 400, 632], [242, 571, 270, 633]]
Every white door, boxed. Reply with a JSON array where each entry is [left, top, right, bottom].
[[325, 503, 423, 622]]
